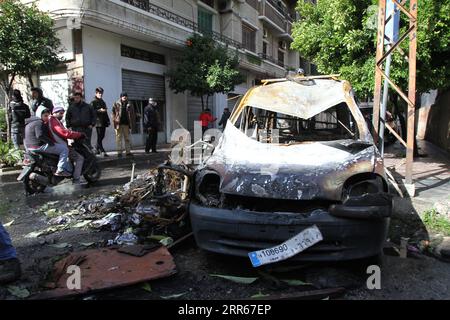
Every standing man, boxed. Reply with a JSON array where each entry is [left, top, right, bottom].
[[143, 98, 161, 154], [112, 92, 136, 158], [199, 108, 217, 134], [218, 108, 231, 130], [66, 92, 96, 148], [91, 87, 110, 157], [49, 107, 86, 185], [30, 87, 54, 114], [0, 222, 21, 284], [9, 89, 31, 149]]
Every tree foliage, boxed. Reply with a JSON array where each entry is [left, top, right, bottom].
[[167, 34, 243, 110], [0, 0, 61, 93], [291, 0, 450, 98]]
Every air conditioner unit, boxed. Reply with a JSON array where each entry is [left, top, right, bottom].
[[279, 40, 287, 50], [218, 0, 232, 13], [263, 28, 268, 38]]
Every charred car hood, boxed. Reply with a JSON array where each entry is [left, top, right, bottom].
[[201, 123, 378, 201]]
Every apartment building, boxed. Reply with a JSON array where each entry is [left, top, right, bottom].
[[21, 0, 302, 150]]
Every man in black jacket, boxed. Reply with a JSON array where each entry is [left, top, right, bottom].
[[218, 108, 231, 130], [66, 92, 96, 147], [143, 98, 161, 154], [31, 87, 54, 114], [91, 87, 110, 156], [9, 90, 31, 149]]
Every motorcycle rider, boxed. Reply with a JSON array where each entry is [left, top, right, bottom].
[[49, 107, 86, 185], [30, 87, 54, 115], [24, 106, 72, 177]]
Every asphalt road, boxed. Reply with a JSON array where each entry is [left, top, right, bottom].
[[1, 152, 449, 300]]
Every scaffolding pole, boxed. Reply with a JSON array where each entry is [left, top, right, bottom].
[[373, 0, 418, 196]]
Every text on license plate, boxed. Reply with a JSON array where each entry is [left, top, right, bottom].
[[248, 225, 323, 267]]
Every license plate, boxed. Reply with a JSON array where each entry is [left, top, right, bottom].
[[248, 225, 323, 267]]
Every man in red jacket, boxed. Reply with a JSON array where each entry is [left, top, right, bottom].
[[49, 107, 86, 185], [199, 108, 217, 134]]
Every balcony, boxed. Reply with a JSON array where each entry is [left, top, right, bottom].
[[120, 0, 242, 48], [266, 0, 295, 22], [258, 53, 284, 68], [246, 0, 259, 11], [258, 0, 293, 35]]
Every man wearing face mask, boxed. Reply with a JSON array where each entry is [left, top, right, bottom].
[[91, 87, 110, 157], [143, 98, 161, 154]]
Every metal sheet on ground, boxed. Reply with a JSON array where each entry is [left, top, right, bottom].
[[33, 247, 177, 299]]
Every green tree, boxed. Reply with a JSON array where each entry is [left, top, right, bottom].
[[291, 0, 450, 99], [167, 34, 244, 110], [0, 0, 61, 139]]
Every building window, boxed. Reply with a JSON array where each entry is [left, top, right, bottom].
[[121, 45, 165, 65], [262, 42, 268, 56], [242, 23, 256, 52], [200, 0, 215, 8], [198, 8, 213, 34], [278, 49, 285, 67]]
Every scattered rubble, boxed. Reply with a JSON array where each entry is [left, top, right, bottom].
[[31, 163, 193, 249]]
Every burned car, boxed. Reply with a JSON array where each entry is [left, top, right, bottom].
[[190, 76, 392, 262]]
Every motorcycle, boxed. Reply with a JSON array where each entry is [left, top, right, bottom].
[[17, 139, 102, 194]]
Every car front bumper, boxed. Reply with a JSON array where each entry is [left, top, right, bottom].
[[189, 202, 391, 262]]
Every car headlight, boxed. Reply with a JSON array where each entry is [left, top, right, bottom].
[[196, 171, 222, 207], [343, 174, 386, 199], [347, 180, 381, 197]]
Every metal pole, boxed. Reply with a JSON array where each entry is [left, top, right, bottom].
[[372, 0, 387, 144], [405, 0, 418, 186], [379, 45, 392, 157]]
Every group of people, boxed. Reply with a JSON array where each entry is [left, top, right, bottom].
[[8, 87, 164, 165], [199, 107, 231, 134]]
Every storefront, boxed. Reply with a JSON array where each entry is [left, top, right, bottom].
[[121, 69, 166, 145]]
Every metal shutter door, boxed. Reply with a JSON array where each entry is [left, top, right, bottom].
[[187, 95, 213, 134], [122, 70, 165, 101]]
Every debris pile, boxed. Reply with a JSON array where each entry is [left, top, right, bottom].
[[30, 162, 193, 248]]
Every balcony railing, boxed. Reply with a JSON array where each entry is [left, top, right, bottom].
[[266, 0, 294, 22], [120, 0, 242, 48], [260, 2, 285, 31], [258, 53, 285, 68], [246, 0, 259, 10]]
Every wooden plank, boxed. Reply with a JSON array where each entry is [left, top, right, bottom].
[[250, 287, 346, 301]]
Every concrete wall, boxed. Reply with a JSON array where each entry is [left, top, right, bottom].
[[81, 26, 187, 151], [421, 90, 450, 153]]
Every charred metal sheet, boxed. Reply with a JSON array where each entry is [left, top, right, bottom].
[[242, 79, 347, 120], [33, 247, 176, 299]]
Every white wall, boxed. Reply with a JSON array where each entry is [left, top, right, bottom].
[[82, 26, 187, 151]]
